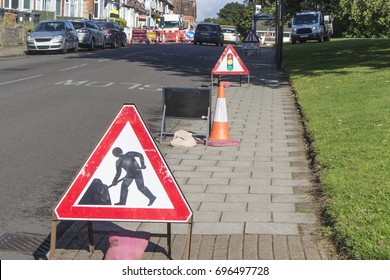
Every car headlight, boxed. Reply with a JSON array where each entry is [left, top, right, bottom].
[[52, 35, 64, 42], [27, 36, 34, 42], [312, 26, 317, 31], [292, 28, 297, 32]]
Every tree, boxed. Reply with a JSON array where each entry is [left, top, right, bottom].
[[336, 0, 390, 38], [225, 0, 390, 38], [216, 2, 252, 34]]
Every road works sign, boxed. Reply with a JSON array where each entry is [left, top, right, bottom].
[[242, 29, 261, 51], [212, 45, 249, 75], [54, 104, 192, 222], [242, 29, 260, 43]]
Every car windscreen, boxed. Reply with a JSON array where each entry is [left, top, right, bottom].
[[33, 22, 64, 32], [197, 25, 217, 31], [72, 22, 85, 29], [293, 14, 318, 25], [96, 22, 109, 30], [222, 29, 236, 34]]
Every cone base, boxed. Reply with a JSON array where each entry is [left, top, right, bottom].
[[199, 139, 241, 147]]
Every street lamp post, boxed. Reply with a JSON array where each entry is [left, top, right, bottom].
[[275, 0, 284, 70]]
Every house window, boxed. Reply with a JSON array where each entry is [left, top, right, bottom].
[[56, 0, 62, 16], [63, 0, 83, 17], [12, 0, 18, 9], [64, 0, 70, 16], [24, 0, 31, 10], [35, 0, 41, 10], [94, 0, 99, 18]]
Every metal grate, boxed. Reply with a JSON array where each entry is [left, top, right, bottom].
[[0, 232, 50, 258], [297, 28, 312, 34]]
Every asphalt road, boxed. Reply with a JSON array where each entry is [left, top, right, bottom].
[[0, 43, 225, 259]]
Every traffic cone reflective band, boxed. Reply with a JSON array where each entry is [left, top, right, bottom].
[[209, 83, 231, 141]]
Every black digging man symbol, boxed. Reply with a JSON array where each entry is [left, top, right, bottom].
[[111, 147, 156, 206]]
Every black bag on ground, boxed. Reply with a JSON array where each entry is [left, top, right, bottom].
[[79, 178, 112, 205]]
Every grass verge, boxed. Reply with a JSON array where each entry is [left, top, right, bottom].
[[284, 39, 390, 259]]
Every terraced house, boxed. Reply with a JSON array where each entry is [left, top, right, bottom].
[[0, 0, 198, 29]]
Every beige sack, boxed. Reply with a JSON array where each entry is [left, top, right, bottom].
[[170, 130, 197, 148]]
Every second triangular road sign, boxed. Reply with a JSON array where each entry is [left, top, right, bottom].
[[212, 45, 249, 75]]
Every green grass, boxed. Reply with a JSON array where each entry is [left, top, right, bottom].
[[283, 39, 390, 259]]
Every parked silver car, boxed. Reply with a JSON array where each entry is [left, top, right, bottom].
[[27, 20, 79, 54], [71, 20, 106, 50]]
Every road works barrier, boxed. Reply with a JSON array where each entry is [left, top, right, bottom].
[[207, 83, 240, 147], [160, 87, 211, 145]]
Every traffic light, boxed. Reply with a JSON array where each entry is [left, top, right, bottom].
[[158, 17, 165, 29], [227, 53, 233, 71]]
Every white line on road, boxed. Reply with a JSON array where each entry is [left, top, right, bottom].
[[0, 74, 43, 86], [59, 64, 88, 72], [98, 59, 111, 62]]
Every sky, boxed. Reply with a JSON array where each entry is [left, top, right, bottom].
[[196, 0, 245, 22]]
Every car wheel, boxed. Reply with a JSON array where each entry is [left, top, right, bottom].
[[74, 41, 79, 53], [62, 41, 68, 54], [121, 37, 127, 47], [112, 38, 117, 48], [89, 38, 95, 51]]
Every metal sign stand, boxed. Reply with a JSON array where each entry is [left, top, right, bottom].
[[49, 213, 193, 260]]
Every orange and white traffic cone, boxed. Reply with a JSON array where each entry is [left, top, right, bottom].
[[208, 83, 240, 146]]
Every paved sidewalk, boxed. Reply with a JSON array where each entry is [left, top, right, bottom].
[[53, 47, 338, 260], [0, 45, 338, 260], [0, 46, 27, 58]]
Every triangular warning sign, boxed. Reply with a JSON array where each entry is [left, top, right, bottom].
[[242, 29, 260, 43], [212, 45, 249, 75], [54, 104, 192, 222]]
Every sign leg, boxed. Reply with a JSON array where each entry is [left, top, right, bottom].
[[49, 219, 57, 260], [186, 218, 193, 260], [87, 222, 95, 253], [167, 223, 172, 259]]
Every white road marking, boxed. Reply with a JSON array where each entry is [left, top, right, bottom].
[[0, 74, 43, 86], [59, 64, 88, 72]]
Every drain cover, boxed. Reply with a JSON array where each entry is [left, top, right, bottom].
[[0, 232, 49, 257]]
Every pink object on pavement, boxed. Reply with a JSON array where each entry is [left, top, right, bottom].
[[104, 230, 151, 260], [220, 81, 231, 88]]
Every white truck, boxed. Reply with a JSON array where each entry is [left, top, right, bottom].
[[289, 11, 332, 44], [159, 13, 186, 42], [160, 14, 184, 31]]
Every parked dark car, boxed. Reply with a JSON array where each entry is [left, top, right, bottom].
[[26, 20, 79, 54], [94, 21, 127, 48], [194, 22, 224, 46], [71, 20, 106, 50]]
